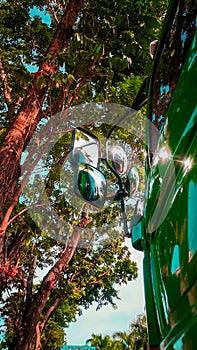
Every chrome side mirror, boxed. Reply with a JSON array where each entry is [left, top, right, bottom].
[[125, 166, 139, 196], [70, 127, 100, 168], [75, 164, 107, 208], [106, 144, 128, 175]]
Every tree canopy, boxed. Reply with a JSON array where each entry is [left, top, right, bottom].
[[0, 0, 168, 349]]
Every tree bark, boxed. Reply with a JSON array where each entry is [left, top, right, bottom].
[[35, 325, 41, 350], [35, 297, 62, 350]]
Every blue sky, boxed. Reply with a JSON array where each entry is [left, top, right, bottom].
[[66, 240, 145, 346], [30, 6, 51, 25]]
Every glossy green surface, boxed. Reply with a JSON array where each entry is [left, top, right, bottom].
[[136, 1, 197, 348]]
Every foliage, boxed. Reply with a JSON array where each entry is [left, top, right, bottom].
[[0, 0, 168, 128], [0, 0, 168, 349], [0, 223, 138, 349]]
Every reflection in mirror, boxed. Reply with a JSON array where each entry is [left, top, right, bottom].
[[76, 164, 107, 208], [71, 128, 100, 168], [125, 166, 140, 196], [107, 145, 128, 175]]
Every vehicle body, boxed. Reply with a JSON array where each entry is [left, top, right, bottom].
[[131, 0, 197, 348]]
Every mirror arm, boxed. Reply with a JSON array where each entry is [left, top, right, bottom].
[[102, 155, 123, 191], [105, 77, 149, 142], [120, 197, 129, 236], [131, 77, 150, 111], [75, 126, 97, 139], [106, 107, 132, 141]]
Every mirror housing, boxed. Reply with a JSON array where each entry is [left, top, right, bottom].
[[131, 219, 143, 251], [70, 127, 100, 168], [130, 200, 143, 250]]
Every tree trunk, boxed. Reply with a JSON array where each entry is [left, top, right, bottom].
[[0, 0, 84, 263], [9, 226, 81, 350], [0, 0, 84, 213], [35, 297, 62, 350]]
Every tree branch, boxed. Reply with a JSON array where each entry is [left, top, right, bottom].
[[40, 297, 62, 335], [35, 324, 41, 350], [47, 4, 60, 24], [38, 269, 79, 337]]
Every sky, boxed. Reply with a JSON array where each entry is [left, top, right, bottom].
[[30, 6, 51, 25], [66, 239, 145, 346]]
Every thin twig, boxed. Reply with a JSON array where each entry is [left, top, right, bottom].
[[48, 4, 60, 24]]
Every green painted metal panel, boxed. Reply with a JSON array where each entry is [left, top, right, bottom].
[[133, 0, 197, 348]]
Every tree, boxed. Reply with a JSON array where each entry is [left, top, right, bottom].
[[0, 0, 168, 218], [88, 334, 120, 350], [113, 314, 148, 349], [89, 314, 148, 349], [113, 330, 136, 349], [0, 0, 168, 349], [0, 235, 137, 350]]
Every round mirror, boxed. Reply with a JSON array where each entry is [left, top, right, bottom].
[[77, 164, 107, 208], [108, 145, 128, 175]]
